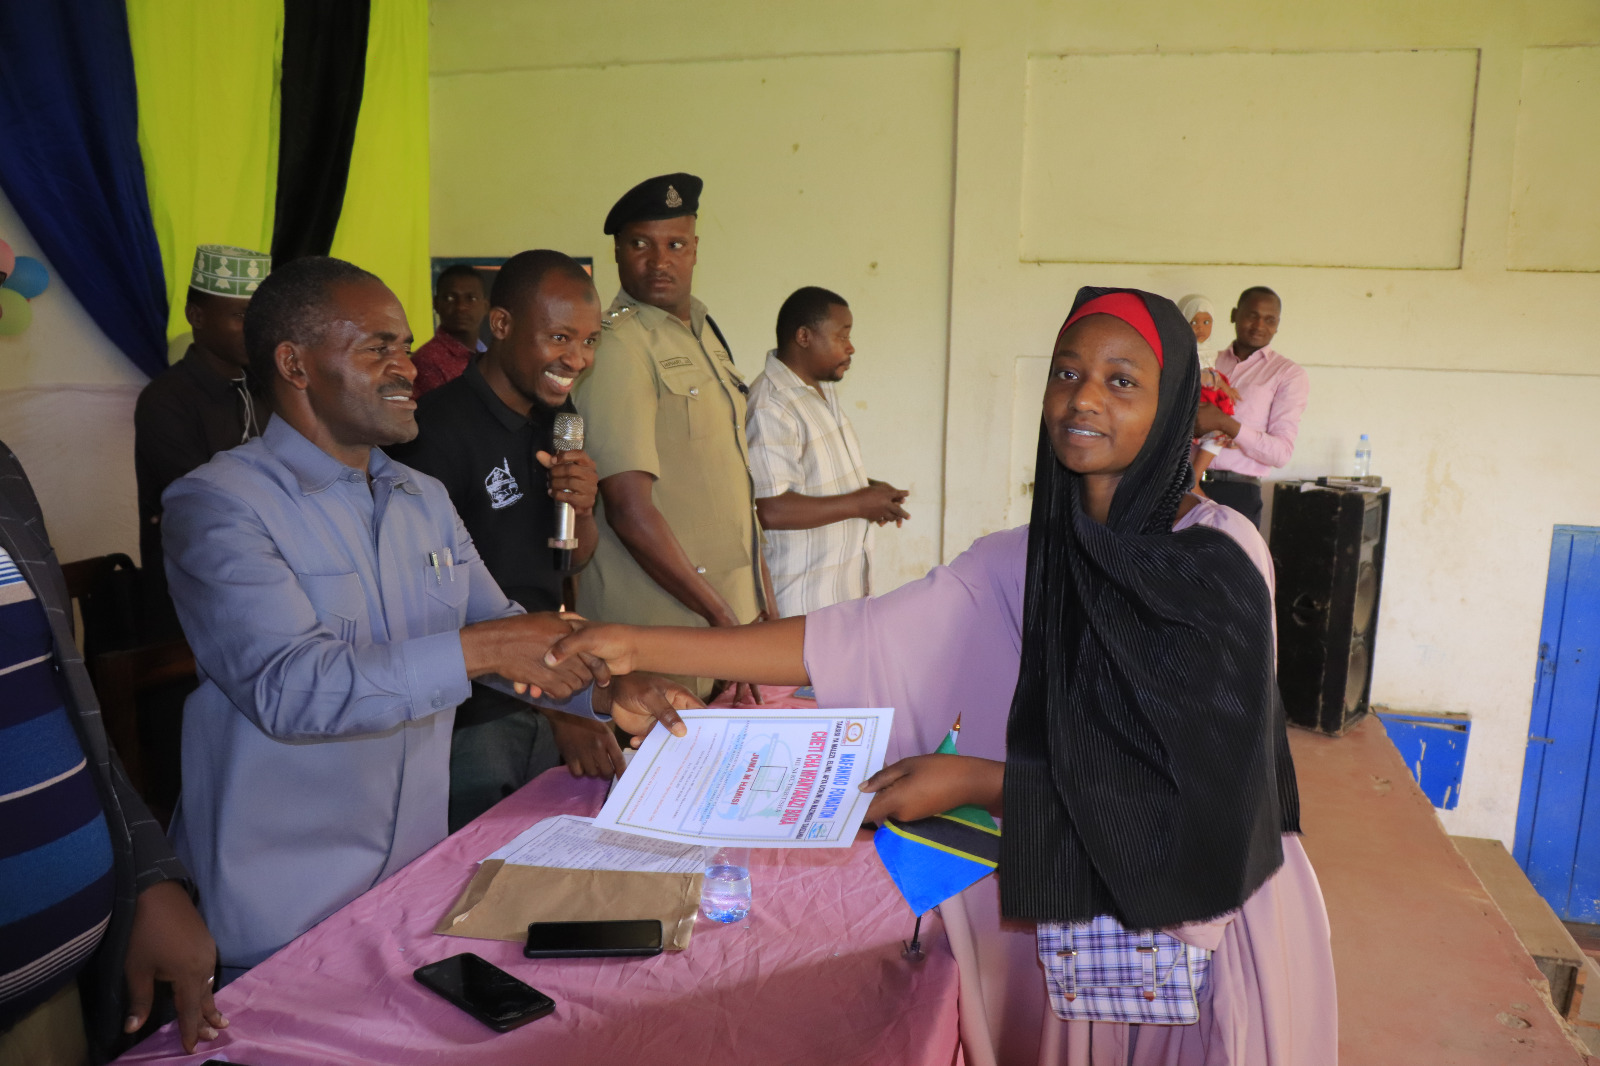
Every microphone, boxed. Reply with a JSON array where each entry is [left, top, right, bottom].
[[549, 413, 584, 573]]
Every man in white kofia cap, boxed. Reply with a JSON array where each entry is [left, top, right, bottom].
[[135, 245, 272, 624]]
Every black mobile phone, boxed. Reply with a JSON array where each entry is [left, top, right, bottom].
[[524, 918, 664, 959], [413, 952, 556, 1032]]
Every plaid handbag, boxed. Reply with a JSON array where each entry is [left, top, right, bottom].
[[1037, 915, 1212, 1025]]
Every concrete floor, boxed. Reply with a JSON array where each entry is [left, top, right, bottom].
[[1289, 716, 1592, 1064]]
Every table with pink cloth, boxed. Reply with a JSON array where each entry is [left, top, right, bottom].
[[115, 687, 961, 1066]]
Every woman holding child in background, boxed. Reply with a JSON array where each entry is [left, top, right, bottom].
[[1179, 293, 1242, 492]]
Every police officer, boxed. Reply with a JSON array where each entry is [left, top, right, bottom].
[[576, 173, 774, 699]]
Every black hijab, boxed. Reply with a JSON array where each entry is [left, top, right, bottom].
[[1001, 286, 1300, 929]]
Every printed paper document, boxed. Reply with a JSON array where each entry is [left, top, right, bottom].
[[485, 814, 709, 874], [594, 706, 894, 848]]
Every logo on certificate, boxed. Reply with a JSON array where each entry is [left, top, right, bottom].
[[842, 721, 866, 745]]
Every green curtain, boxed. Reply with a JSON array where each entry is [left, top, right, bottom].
[[127, 0, 284, 351], [329, 0, 431, 342]]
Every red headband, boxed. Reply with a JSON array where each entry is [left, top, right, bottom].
[[1057, 292, 1163, 367]]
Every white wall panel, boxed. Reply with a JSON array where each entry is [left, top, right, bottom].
[[1021, 50, 1480, 268]]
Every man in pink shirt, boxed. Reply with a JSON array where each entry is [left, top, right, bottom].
[[411, 264, 488, 398], [1194, 285, 1309, 527]]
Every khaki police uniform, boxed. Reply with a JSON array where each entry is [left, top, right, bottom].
[[575, 289, 765, 692]]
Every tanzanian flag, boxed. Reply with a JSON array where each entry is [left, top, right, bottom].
[[873, 726, 1001, 916]]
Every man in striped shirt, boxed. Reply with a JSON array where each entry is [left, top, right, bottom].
[[0, 443, 223, 1062], [747, 288, 909, 616]]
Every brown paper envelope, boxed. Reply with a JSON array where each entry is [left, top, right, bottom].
[[435, 862, 703, 951]]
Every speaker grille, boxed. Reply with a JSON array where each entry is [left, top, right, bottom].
[[1344, 638, 1370, 717], [1353, 560, 1379, 635]]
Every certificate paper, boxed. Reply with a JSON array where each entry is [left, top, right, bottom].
[[593, 707, 895, 848], [485, 815, 710, 874]]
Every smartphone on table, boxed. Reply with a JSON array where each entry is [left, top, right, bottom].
[[524, 919, 664, 959], [414, 952, 556, 1032]]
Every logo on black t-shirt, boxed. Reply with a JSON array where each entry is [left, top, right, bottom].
[[484, 458, 523, 510]]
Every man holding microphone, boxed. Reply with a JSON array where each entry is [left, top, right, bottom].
[[394, 250, 694, 826]]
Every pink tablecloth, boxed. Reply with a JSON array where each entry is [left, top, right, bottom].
[[117, 688, 960, 1066]]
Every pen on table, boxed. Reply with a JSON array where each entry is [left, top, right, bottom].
[[428, 551, 442, 585]]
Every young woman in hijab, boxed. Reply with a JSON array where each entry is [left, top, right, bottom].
[[546, 288, 1336, 1066]]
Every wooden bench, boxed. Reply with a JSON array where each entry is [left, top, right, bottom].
[[1453, 835, 1588, 1019], [1290, 717, 1590, 1063]]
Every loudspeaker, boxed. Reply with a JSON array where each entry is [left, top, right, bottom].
[[1268, 481, 1391, 736]]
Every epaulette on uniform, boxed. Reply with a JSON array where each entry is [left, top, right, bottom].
[[602, 305, 636, 331]]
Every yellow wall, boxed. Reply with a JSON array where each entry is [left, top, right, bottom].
[[1508, 45, 1600, 272], [435, 0, 1594, 845], [431, 49, 956, 589], [1021, 49, 1481, 268]]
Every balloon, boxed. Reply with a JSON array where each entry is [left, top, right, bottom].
[[2, 256, 47, 299], [0, 287, 32, 335], [0, 238, 13, 280]]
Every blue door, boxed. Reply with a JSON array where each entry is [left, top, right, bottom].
[[1514, 525, 1600, 921]]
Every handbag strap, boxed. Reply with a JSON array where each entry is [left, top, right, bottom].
[[1052, 924, 1162, 1002], [1054, 927, 1078, 1001], [1138, 931, 1158, 1002]]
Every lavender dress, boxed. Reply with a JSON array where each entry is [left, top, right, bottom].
[[803, 499, 1337, 1066]]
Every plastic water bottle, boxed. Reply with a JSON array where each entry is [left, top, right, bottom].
[[700, 847, 751, 924], [1353, 434, 1372, 478]]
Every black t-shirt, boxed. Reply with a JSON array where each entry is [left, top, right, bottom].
[[388, 359, 575, 614], [134, 348, 267, 567]]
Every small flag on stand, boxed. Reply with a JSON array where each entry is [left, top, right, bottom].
[[873, 717, 1001, 916]]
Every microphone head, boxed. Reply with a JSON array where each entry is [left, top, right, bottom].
[[552, 412, 585, 452]]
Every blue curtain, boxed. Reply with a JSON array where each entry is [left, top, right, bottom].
[[0, 1, 170, 378]]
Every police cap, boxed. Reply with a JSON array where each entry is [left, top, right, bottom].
[[603, 173, 702, 236]]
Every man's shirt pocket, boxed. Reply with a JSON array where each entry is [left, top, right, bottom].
[[296, 571, 365, 645]]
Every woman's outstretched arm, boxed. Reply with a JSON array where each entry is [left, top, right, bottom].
[[546, 616, 810, 687]]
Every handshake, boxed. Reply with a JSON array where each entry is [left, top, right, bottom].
[[460, 611, 696, 745]]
